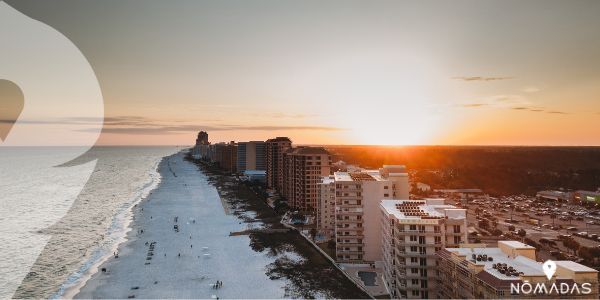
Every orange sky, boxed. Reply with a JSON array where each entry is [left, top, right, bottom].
[[8, 0, 600, 146]]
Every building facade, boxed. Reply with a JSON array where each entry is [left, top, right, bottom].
[[381, 199, 467, 299], [314, 166, 410, 261], [282, 147, 331, 212], [437, 241, 599, 299], [196, 131, 209, 145], [317, 175, 336, 239], [266, 137, 292, 191], [333, 169, 409, 263], [236, 141, 267, 173], [214, 142, 237, 173]]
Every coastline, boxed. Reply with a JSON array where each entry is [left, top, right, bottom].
[[69, 150, 368, 299], [72, 151, 289, 299], [57, 156, 166, 299]]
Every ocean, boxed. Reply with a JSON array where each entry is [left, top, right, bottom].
[[0, 146, 180, 299]]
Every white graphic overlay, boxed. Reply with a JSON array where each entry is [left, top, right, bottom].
[[0, 1, 104, 298], [543, 260, 557, 280]]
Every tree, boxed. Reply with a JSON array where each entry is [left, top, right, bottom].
[[517, 229, 526, 241], [478, 219, 489, 229], [562, 237, 580, 255], [508, 225, 516, 232], [309, 228, 317, 241]]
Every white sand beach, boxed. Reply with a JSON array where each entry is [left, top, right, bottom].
[[74, 151, 287, 299]]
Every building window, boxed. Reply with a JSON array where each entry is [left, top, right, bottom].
[[453, 225, 461, 233]]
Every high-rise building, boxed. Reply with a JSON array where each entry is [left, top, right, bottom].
[[214, 141, 237, 173], [236, 141, 267, 173], [317, 175, 336, 238], [315, 166, 409, 259], [332, 168, 409, 263], [266, 137, 292, 190], [380, 199, 467, 299], [437, 241, 599, 299], [282, 147, 331, 212], [196, 131, 209, 145]]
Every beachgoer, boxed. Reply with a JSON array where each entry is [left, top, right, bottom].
[[178, 253, 180, 257]]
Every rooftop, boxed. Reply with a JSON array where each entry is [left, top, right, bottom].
[[334, 171, 386, 182], [267, 137, 292, 143], [291, 146, 330, 155], [381, 199, 465, 220], [320, 175, 335, 185], [445, 247, 544, 280]]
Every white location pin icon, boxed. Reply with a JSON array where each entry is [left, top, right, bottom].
[[543, 260, 557, 280]]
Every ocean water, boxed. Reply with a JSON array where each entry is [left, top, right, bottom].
[[0, 146, 180, 299]]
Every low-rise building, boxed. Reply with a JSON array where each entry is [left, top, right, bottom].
[[381, 199, 467, 299], [574, 190, 600, 204], [437, 241, 599, 299], [536, 190, 572, 202]]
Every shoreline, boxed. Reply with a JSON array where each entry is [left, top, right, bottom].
[[69, 150, 368, 299], [57, 156, 166, 299], [72, 151, 290, 299]]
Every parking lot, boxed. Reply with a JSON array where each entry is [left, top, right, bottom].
[[459, 195, 600, 263]]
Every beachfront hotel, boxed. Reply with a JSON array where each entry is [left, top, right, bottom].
[[380, 199, 467, 299], [437, 241, 599, 299], [236, 141, 267, 173], [282, 146, 332, 212], [266, 137, 292, 191], [214, 141, 238, 173], [317, 175, 336, 238], [330, 166, 410, 263]]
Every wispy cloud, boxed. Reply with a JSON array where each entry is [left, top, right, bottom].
[[510, 107, 568, 114], [459, 94, 531, 109], [459, 95, 569, 115], [3, 116, 345, 135], [453, 76, 513, 82], [460, 103, 488, 108], [90, 124, 344, 135]]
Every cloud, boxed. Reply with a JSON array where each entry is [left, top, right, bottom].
[[460, 95, 531, 110], [453, 76, 513, 82], [460, 103, 488, 108], [460, 97, 569, 115], [5, 116, 345, 135]]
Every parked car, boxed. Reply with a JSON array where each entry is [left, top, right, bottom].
[[567, 227, 578, 231]]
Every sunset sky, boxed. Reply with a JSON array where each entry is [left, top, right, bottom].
[[7, 0, 600, 146]]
